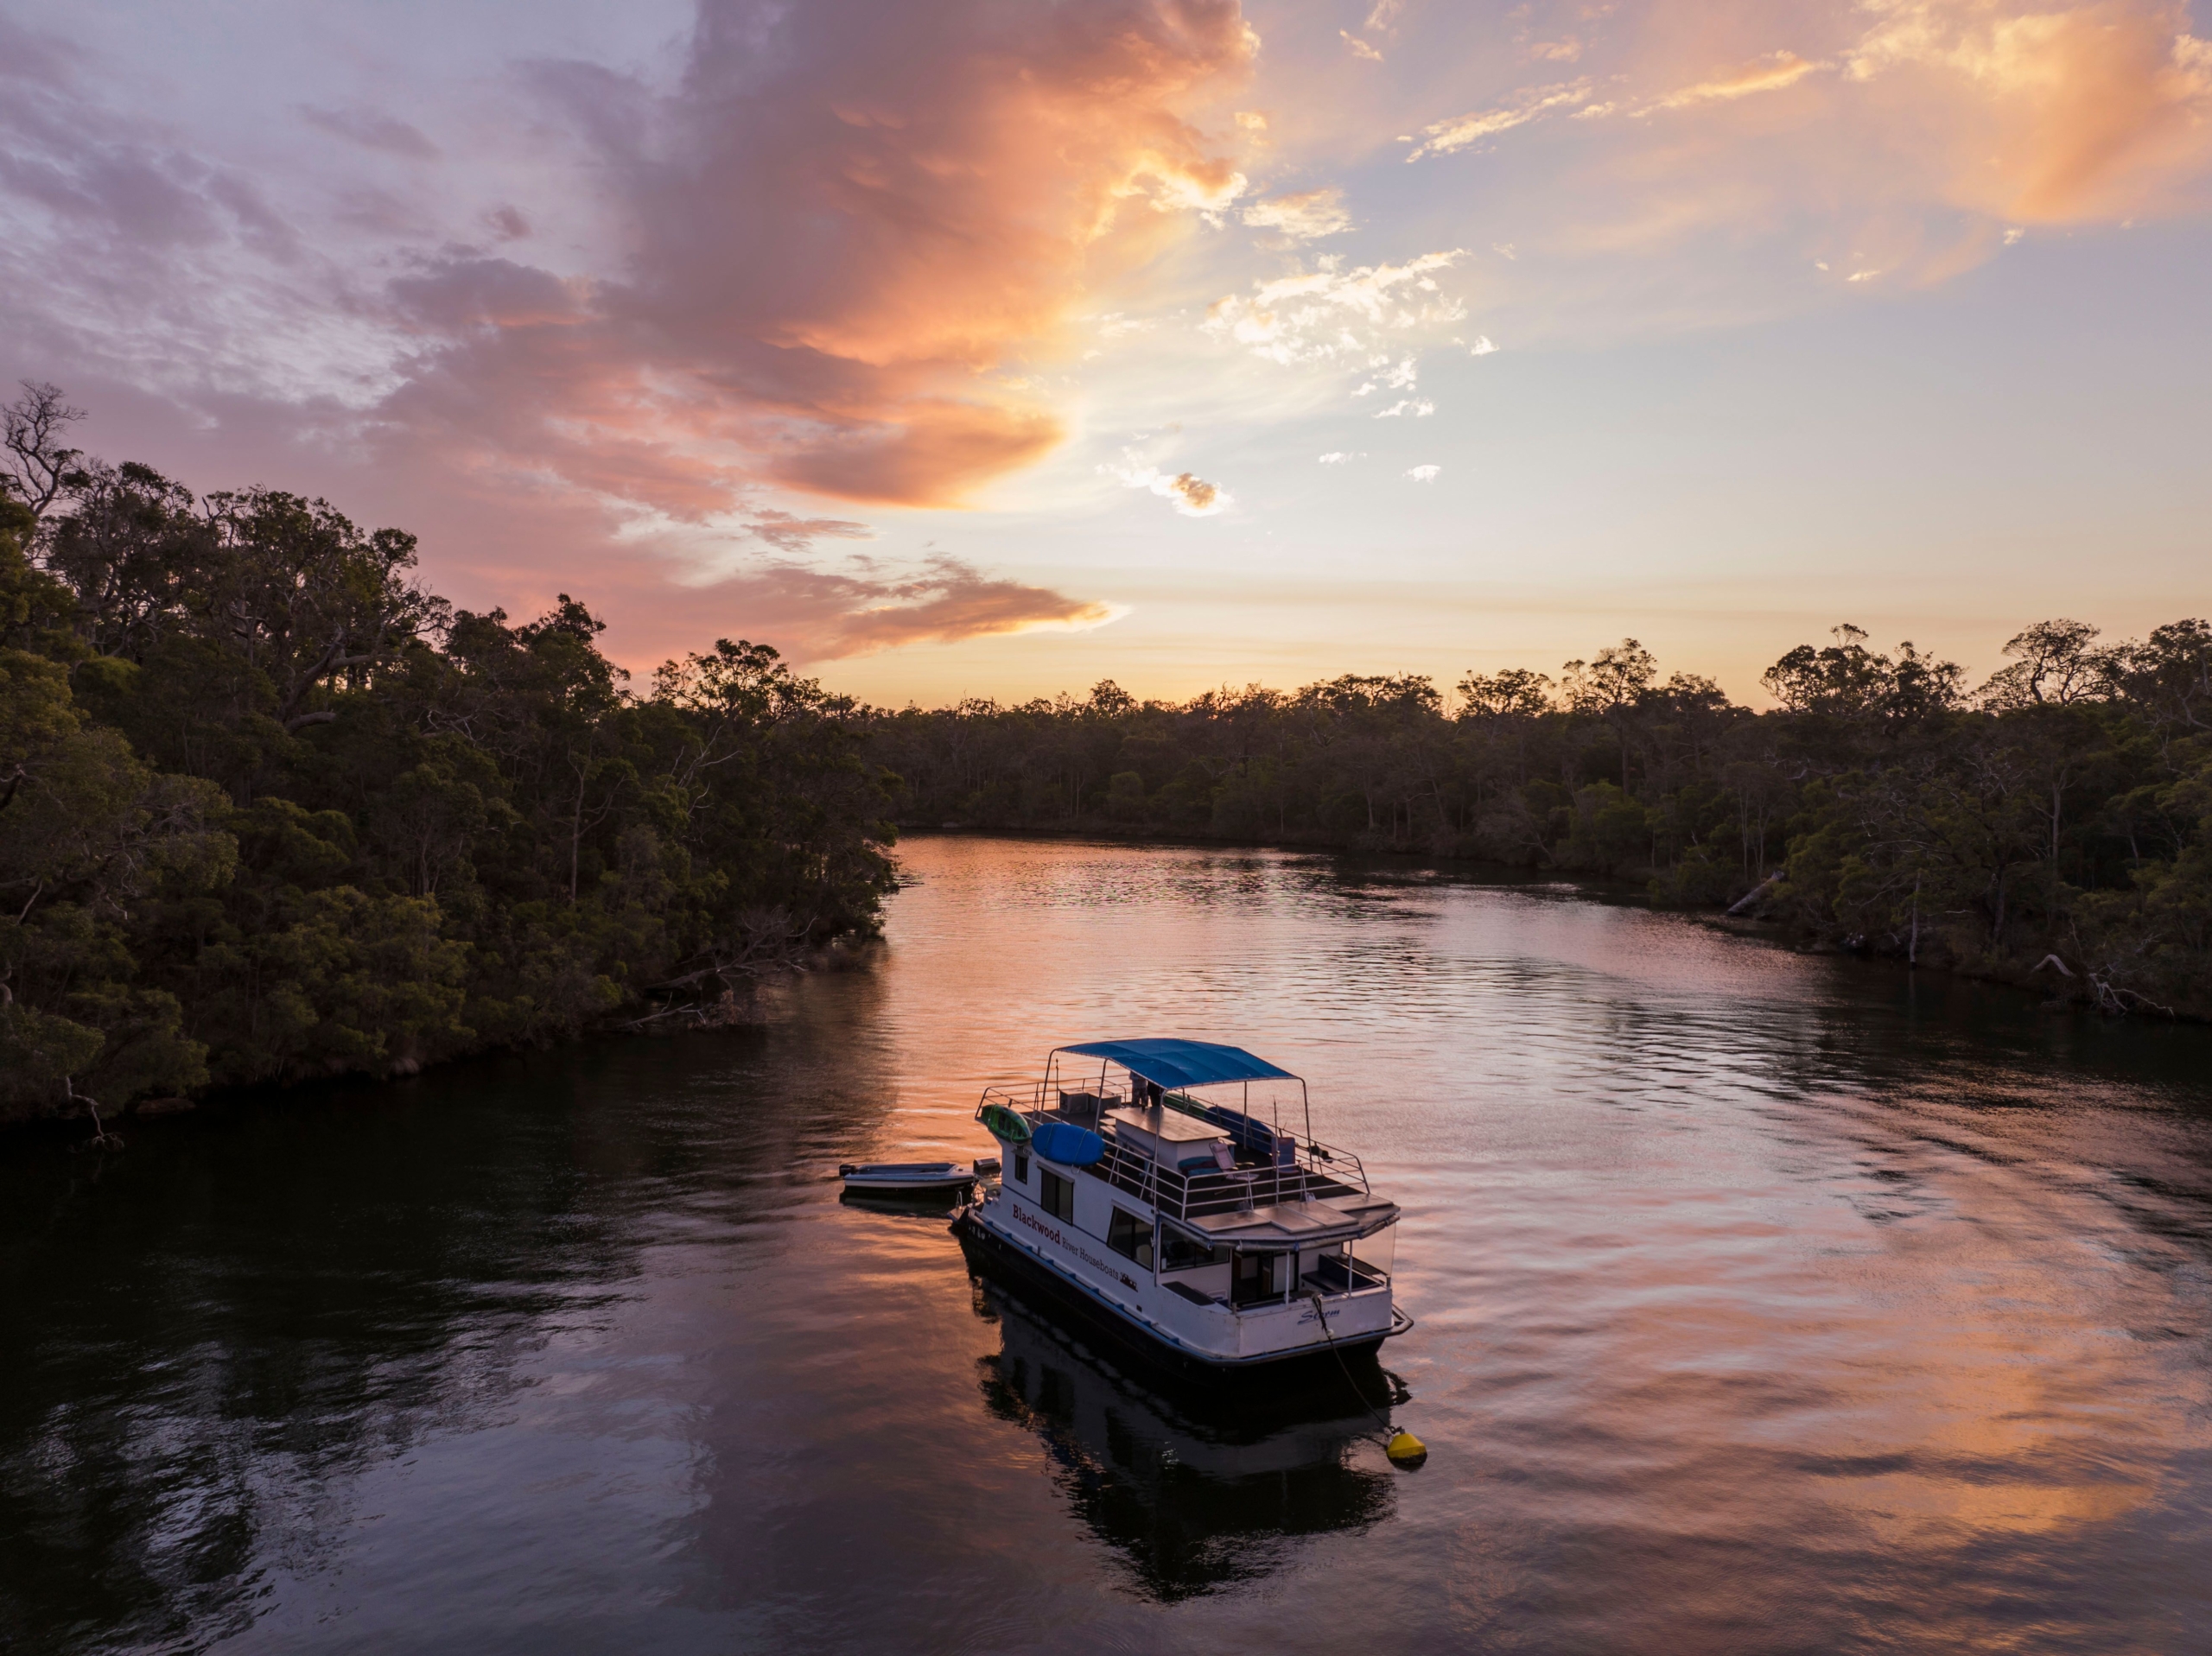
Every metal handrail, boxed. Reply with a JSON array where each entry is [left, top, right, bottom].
[[976, 1083, 1370, 1202]]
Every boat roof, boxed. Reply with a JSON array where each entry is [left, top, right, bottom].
[[1056, 1037, 1297, 1090], [1175, 1194, 1400, 1247]]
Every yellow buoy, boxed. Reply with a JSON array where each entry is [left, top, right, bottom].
[[1385, 1429, 1427, 1469]]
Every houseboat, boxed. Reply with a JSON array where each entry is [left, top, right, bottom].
[[957, 1037, 1410, 1374]]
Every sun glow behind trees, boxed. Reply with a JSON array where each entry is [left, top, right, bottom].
[[5, 393, 2211, 1124]]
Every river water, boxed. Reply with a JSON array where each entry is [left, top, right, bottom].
[[5, 835, 2212, 1653]]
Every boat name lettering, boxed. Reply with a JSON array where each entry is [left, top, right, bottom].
[[1007, 1200, 1140, 1291]]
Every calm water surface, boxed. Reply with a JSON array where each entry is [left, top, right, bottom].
[[6, 836, 2212, 1653]]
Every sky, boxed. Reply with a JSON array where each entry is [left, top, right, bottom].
[[3, 0, 2208, 706]]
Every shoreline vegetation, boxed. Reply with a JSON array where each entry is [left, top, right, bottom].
[[858, 621, 2211, 1019], [1, 389, 896, 1130], [5, 386, 2210, 1128]]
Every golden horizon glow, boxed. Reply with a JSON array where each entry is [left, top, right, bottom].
[[3, 0, 2208, 701]]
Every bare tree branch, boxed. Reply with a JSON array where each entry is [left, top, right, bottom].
[[3, 380, 87, 520]]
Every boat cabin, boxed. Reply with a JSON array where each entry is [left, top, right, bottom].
[[969, 1038, 1404, 1366]]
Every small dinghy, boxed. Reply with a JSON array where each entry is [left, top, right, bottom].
[[839, 1159, 988, 1194]]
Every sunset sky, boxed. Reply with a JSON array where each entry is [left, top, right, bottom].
[[4, 0, 2208, 704]]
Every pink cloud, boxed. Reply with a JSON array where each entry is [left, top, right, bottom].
[[605, 556, 1117, 665], [1845, 0, 2212, 224], [1402, 1, 2212, 289], [359, 0, 1257, 517], [0, 2, 1253, 667]]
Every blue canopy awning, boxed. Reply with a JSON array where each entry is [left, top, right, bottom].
[[1056, 1038, 1297, 1091]]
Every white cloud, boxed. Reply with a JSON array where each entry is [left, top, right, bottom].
[[1470, 335, 1498, 356], [1405, 465, 1440, 481], [1357, 357, 1419, 397], [2004, 227, 2025, 245], [1203, 250, 1468, 365], [1405, 82, 1592, 161], [1342, 30, 1384, 63], [1373, 397, 1435, 418], [1402, 49, 1823, 163], [1319, 451, 1351, 463], [1109, 447, 1232, 516], [1241, 187, 1352, 240]]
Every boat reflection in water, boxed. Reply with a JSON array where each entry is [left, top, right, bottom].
[[963, 1261, 1402, 1600], [838, 1185, 970, 1219]]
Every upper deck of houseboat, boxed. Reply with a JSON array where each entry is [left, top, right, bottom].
[[978, 1037, 1400, 1255]]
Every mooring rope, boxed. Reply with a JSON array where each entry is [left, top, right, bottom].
[[1306, 1287, 1396, 1440]]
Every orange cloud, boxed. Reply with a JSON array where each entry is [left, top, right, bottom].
[[672, 555, 1116, 660], [1643, 51, 1828, 111], [1847, 0, 2212, 221], [766, 402, 1065, 510], [377, 0, 1258, 518], [1401, 1, 2211, 289]]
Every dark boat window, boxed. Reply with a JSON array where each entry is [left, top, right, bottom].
[[1039, 1170, 1075, 1222], [1159, 1229, 1223, 1272], [1106, 1208, 1154, 1270], [1231, 1250, 1287, 1306], [1013, 1150, 1029, 1184]]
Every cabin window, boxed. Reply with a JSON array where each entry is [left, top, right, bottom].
[[1039, 1170, 1076, 1222], [1106, 1208, 1154, 1270], [1013, 1150, 1030, 1185], [1159, 1229, 1224, 1272]]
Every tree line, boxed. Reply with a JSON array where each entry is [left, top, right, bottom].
[[861, 626, 2212, 1018], [7, 381, 2209, 1125], [1, 386, 895, 1126]]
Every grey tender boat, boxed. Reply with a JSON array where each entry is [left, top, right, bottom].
[[839, 1160, 982, 1194]]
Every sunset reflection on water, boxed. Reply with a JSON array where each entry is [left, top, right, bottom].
[[4, 835, 2209, 1653]]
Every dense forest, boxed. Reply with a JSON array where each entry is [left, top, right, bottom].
[[861, 619, 2212, 1020], [5, 383, 2209, 1126], [1, 387, 896, 1127]]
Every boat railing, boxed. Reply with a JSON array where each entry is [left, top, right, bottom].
[[976, 1083, 1371, 1217]]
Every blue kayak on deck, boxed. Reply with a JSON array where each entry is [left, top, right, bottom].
[[1029, 1121, 1106, 1166]]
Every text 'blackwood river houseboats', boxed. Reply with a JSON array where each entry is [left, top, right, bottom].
[[957, 1038, 1411, 1374]]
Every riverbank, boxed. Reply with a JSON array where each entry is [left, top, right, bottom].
[[860, 636, 2212, 1026], [6, 933, 887, 1143], [3, 478, 899, 1129], [11, 820, 2178, 1152]]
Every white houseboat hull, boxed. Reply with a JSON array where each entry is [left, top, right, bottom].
[[959, 1180, 1406, 1374]]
